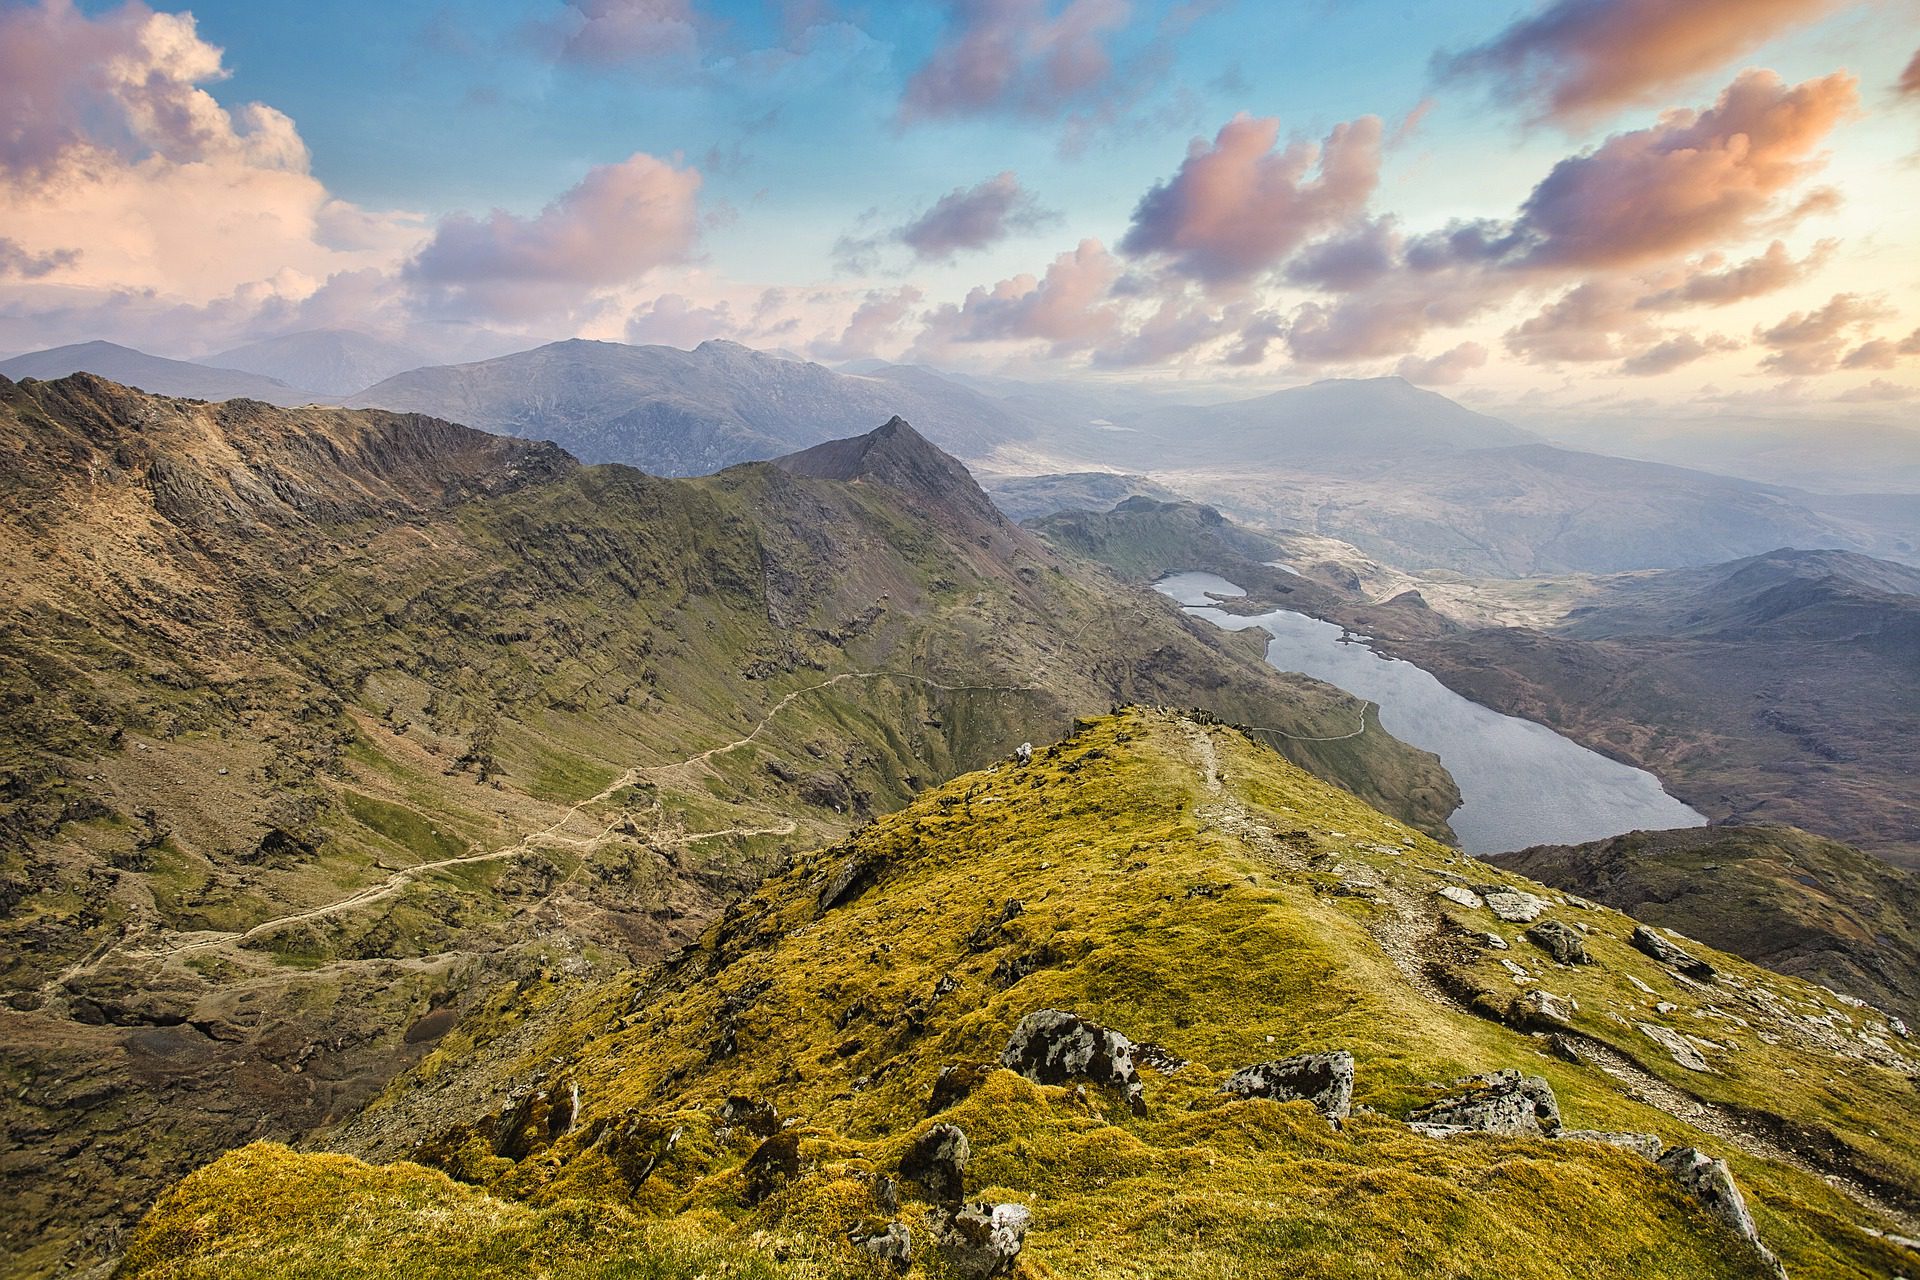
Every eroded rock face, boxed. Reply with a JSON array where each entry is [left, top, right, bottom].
[[1526, 920, 1592, 966], [939, 1201, 1031, 1280], [1659, 1147, 1785, 1278], [901, 1123, 970, 1205], [1408, 1069, 1561, 1137], [1221, 1051, 1354, 1121], [1001, 1009, 1144, 1114], [1630, 925, 1716, 982]]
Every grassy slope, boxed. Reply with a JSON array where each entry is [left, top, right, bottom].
[[124, 712, 1918, 1280]]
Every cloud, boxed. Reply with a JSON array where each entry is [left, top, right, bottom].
[[1755, 293, 1891, 374], [900, 0, 1130, 122], [1835, 378, 1915, 402], [624, 292, 736, 346], [1839, 326, 1920, 370], [1506, 279, 1651, 362], [1899, 48, 1920, 97], [1617, 332, 1740, 375], [1439, 0, 1847, 126], [1637, 239, 1832, 308], [1120, 112, 1382, 286], [529, 0, 699, 67], [812, 286, 924, 359], [897, 171, 1054, 261], [0, 236, 77, 278], [1285, 217, 1400, 292], [405, 153, 702, 321], [1505, 70, 1856, 270], [1397, 341, 1489, 385], [917, 237, 1121, 354]]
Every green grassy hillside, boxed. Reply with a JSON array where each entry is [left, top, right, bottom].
[[123, 711, 1920, 1280]]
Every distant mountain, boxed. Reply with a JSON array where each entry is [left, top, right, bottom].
[[1497, 824, 1920, 1027], [207, 328, 426, 397], [982, 471, 1186, 522], [347, 339, 1035, 475], [0, 340, 315, 405]]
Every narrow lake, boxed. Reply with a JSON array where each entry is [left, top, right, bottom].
[[1156, 571, 1705, 853]]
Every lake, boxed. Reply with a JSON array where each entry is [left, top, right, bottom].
[[1156, 571, 1705, 853]]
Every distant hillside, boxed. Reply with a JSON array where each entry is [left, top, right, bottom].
[[982, 471, 1186, 522], [347, 339, 1035, 475], [1497, 825, 1920, 1028], [208, 328, 425, 397], [0, 340, 315, 405]]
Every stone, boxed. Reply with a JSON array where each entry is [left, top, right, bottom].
[[1483, 932, 1509, 951], [900, 1123, 970, 1205], [939, 1202, 1031, 1280], [718, 1095, 781, 1137], [855, 1222, 911, 1268], [1507, 988, 1578, 1031], [1525, 920, 1592, 966], [1638, 1022, 1712, 1072], [1630, 925, 1716, 982], [1484, 891, 1546, 923], [1437, 885, 1482, 909], [1001, 1009, 1144, 1115], [1659, 1147, 1785, 1277], [928, 1062, 994, 1115], [1558, 1129, 1665, 1161], [1221, 1050, 1354, 1121], [741, 1129, 801, 1204], [1408, 1069, 1561, 1136]]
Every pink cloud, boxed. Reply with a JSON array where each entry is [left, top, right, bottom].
[[405, 153, 702, 321], [1397, 341, 1489, 385], [624, 292, 737, 347], [534, 0, 699, 67], [1899, 48, 1920, 97], [1617, 332, 1741, 376], [812, 286, 924, 359], [1440, 0, 1849, 126], [1637, 239, 1832, 308], [1840, 326, 1920, 370], [897, 171, 1053, 261], [1120, 112, 1382, 286], [900, 0, 1130, 122], [918, 238, 1121, 354], [1756, 293, 1891, 374]]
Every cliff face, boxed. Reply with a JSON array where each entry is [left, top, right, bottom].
[[125, 712, 1920, 1280], [0, 377, 1456, 1277]]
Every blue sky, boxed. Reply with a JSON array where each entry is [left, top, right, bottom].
[[8, 0, 1920, 409]]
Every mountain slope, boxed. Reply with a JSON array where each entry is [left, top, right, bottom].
[[125, 711, 1920, 1280], [207, 329, 426, 397], [0, 341, 316, 405], [0, 375, 1457, 1277], [1496, 825, 1920, 1028], [346, 339, 1034, 475]]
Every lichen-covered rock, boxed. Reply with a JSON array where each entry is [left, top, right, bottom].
[[1505, 987, 1578, 1032], [1001, 1009, 1144, 1114], [939, 1201, 1031, 1280], [900, 1123, 970, 1205], [1437, 885, 1483, 909], [927, 1062, 994, 1115], [1408, 1069, 1561, 1136], [1558, 1129, 1665, 1161], [1485, 891, 1546, 923], [1221, 1050, 1354, 1121], [1659, 1147, 1786, 1277], [855, 1221, 912, 1268], [1630, 925, 1716, 982], [1638, 1022, 1713, 1072], [1526, 920, 1592, 966]]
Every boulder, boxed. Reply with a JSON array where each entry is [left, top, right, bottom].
[[1437, 885, 1483, 909], [927, 1062, 994, 1115], [855, 1222, 912, 1268], [1484, 891, 1546, 923], [1638, 1022, 1712, 1072], [1630, 925, 1716, 982], [1558, 1129, 1665, 1161], [900, 1123, 970, 1205], [1408, 1069, 1561, 1136], [1525, 920, 1592, 966], [741, 1129, 801, 1204], [939, 1202, 1031, 1280], [1659, 1147, 1786, 1278], [1221, 1050, 1354, 1122], [1001, 1009, 1144, 1114]]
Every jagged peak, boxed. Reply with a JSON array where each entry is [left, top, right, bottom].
[[772, 416, 1005, 528]]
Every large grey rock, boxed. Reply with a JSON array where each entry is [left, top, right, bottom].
[[900, 1123, 970, 1205], [1002, 1009, 1144, 1114], [1437, 885, 1483, 909], [1558, 1129, 1665, 1161], [1630, 925, 1716, 981], [1638, 1022, 1712, 1072], [1526, 920, 1592, 966], [1659, 1147, 1786, 1277], [856, 1222, 912, 1268], [1221, 1051, 1354, 1121], [1485, 891, 1546, 923], [1408, 1069, 1561, 1136], [939, 1201, 1031, 1279]]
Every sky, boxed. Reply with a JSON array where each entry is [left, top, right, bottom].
[[2, 0, 1919, 422]]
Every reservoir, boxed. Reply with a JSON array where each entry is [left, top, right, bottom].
[[1156, 571, 1706, 853]]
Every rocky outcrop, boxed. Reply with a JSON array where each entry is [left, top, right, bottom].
[[938, 1201, 1031, 1280], [901, 1124, 970, 1205], [1558, 1130, 1665, 1160], [1659, 1147, 1786, 1278], [1002, 1010, 1145, 1114], [856, 1222, 912, 1268], [1221, 1051, 1354, 1121], [1526, 920, 1592, 966], [1630, 925, 1716, 982], [1484, 891, 1546, 923], [1638, 1022, 1713, 1072], [1408, 1069, 1561, 1137]]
